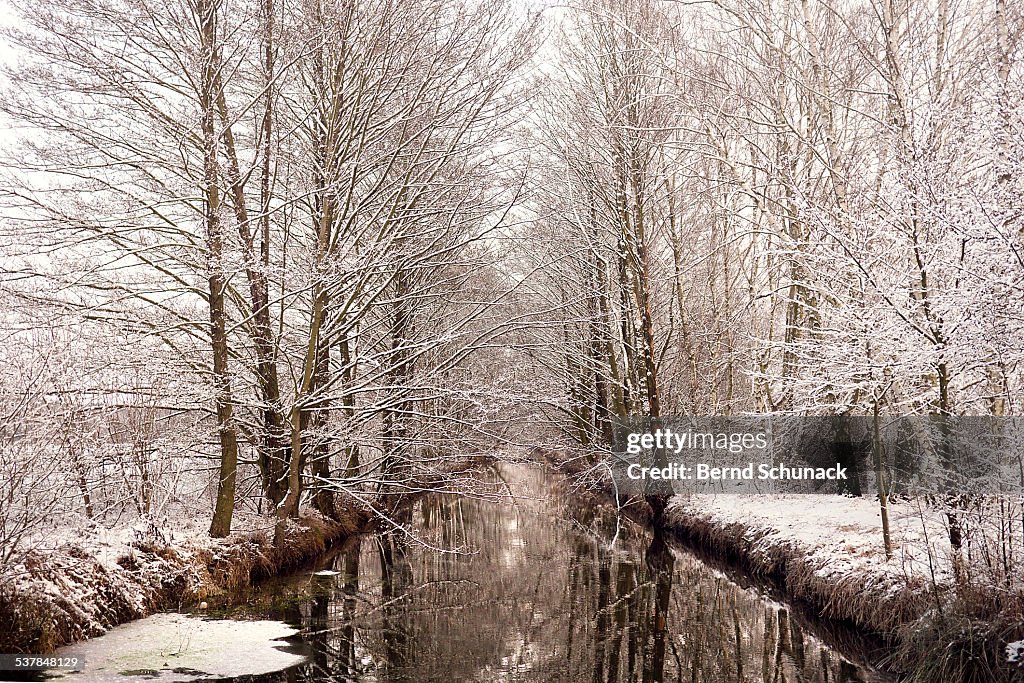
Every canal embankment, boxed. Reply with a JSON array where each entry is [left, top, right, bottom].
[[544, 448, 1024, 682], [0, 507, 368, 654]]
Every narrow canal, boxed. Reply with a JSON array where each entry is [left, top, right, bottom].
[[52, 463, 895, 682], [225, 463, 892, 682]]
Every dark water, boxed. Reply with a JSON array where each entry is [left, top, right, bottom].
[[231, 463, 894, 682]]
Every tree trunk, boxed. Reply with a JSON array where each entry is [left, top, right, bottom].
[[308, 303, 335, 519], [278, 286, 328, 522], [382, 267, 415, 493], [199, 0, 240, 539], [339, 331, 360, 477], [873, 397, 893, 560]]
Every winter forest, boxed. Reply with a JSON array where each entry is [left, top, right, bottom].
[[0, 0, 1023, 680]]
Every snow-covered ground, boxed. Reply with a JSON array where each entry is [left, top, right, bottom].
[[47, 613, 306, 682], [666, 493, 955, 587], [16, 510, 276, 574], [658, 489, 1024, 655], [0, 508, 347, 653]]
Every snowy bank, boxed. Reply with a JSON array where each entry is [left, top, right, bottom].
[[660, 494, 937, 633], [659, 494, 1024, 680], [545, 450, 1024, 681], [0, 508, 368, 654]]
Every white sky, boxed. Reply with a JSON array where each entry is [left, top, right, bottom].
[[0, 0, 15, 65], [0, 0, 18, 144]]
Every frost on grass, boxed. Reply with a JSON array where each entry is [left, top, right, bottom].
[[666, 493, 953, 582], [47, 613, 306, 682], [0, 508, 345, 653], [659, 493, 972, 634]]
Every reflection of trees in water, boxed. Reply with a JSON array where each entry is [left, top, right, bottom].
[[241, 466, 883, 682], [644, 532, 674, 683], [347, 482, 545, 680], [569, 523, 676, 683], [567, 526, 874, 683], [338, 539, 360, 672], [379, 516, 414, 679]]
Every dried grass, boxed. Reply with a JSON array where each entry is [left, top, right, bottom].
[[545, 449, 1024, 682], [0, 505, 369, 654], [662, 511, 931, 633]]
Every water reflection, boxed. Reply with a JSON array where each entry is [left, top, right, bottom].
[[239, 464, 891, 682]]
